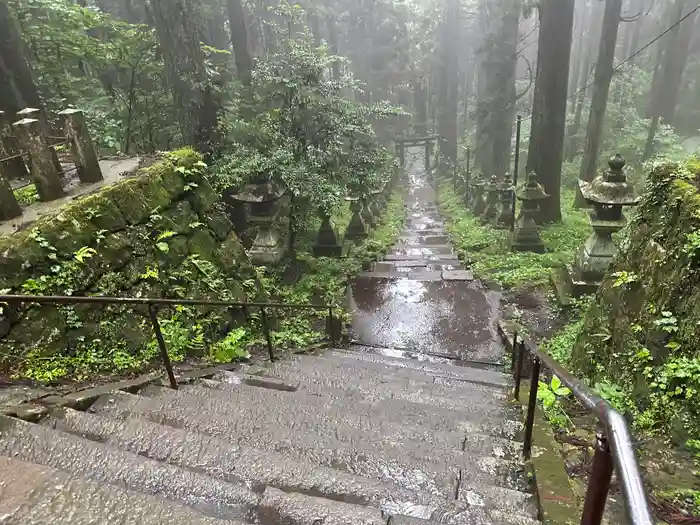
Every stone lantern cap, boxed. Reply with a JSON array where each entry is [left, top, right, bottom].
[[232, 180, 286, 203], [470, 172, 486, 187], [579, 154, 639, 206], [496, 173, 514, 192], [516, 172, 548, 201]]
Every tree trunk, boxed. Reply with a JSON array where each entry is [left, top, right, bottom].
[[413, 76, 428, 136], [657, 0, 697, 125], [227, 0, 253, 86], [0, 0, 43, 114], [566, 51, 591, 161], [577, 0, 623, 191], [526, 0, 575, 223], [474, 0, 518, 178], [437, 0, 460, 165], [326, 14, 341, 81], [151, 0, 218, 151]]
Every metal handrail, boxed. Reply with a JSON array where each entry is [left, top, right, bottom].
[[499, 324, 653, 525], [0, 294, 338, 391]]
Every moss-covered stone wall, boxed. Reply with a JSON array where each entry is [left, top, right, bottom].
[[572, 160, 700, 439], [0, 149, 258, 381]]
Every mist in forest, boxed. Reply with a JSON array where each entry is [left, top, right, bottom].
[[1, 0, 699, 222]]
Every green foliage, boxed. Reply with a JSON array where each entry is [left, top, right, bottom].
[[13, 185, 38, 206], [210, 328, 250, 363], [537, 375, 573, 429], [437, 183, 589, 287], [8, 0, 177, 153]]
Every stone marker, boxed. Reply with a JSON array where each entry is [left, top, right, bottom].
[[12, 118, 65, 201], [470, 172, 487, 216], [481, 174, 501, 224], [0, 110, 29, 180], [59, 108, 103, 183]]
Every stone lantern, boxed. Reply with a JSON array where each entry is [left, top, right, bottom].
[[554, 154, 639, 300], [344, 195, 367, 241], [470, 172, 487, 216], [511, 172, 548, 253], [481, 175, 501, 224], [230, 179, 286, 264], [313, 205, 348, 257], [496, 174, 515, 229]]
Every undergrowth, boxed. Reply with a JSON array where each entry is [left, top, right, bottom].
[[247, 187, 407, 351], [437, 182, 589, 288]]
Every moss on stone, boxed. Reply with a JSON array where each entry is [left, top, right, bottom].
[[189, 178, 217, 214], [0, 230, 48, 288], [206, 205, 234, 241], [572, 159, 700, 438], [71, 193, 127, 233], [102, 178, 153, 225], [188, 229, 219, 261], [216, 232, 250, 272]]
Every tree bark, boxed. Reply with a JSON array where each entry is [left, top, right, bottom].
[[227, 0, 253, 86], [151, 0, 218, 151], [413, 75, 428, 136], [578, 0, 623, 190], [437, 0, 460, 165], [474, 0, 518, 177], [657, 0, 697, 125], [526, 0, 575, 223], [0, 0, 43, 114]]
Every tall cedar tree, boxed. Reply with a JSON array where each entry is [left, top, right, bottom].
[[526, 0, 575, 223]]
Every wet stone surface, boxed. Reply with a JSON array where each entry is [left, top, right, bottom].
[[349, 148, 502, 362]]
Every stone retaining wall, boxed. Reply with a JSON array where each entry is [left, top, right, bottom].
[[0, 149, 258, 372]]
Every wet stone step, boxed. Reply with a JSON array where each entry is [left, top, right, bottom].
[[0, 456, 235, 525], [399, 235, 452, 245], [384, 253, 457, 261], [260, 487, 539, 525], [50, 407, 515, 517], [89, 390, 528, 495], [325, 349, 511, 387], [147, 381, 522, 459], [0, 416, 259, 522], [392, 246, 456, 257], [251, 353, 514, 402], [259, 487, 385, 525], [198, 374, 511, 439], [357, 271, 444, 281]]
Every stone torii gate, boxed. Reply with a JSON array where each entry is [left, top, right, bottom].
[[395, 134, 439, 174]]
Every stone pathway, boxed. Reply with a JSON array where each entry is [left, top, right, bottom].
[[0, 148, 537, 525], [349, 147, 502, 362]]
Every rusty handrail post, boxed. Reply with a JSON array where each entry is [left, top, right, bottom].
[[581, 433, 615, 525], [148, 304, 178, 390], [514, 339, 526, 400], [327, 306, 336, 344], [523, 357, 540, 460], [510, 331, 518, 372], [260, 306, 275, 362]]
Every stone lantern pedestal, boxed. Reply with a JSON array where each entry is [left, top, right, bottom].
[[231, 180, 286, 264], [469, 173, 487, 216], [345, 196, 367, 241], [481, 175, 501, 224], [496, 175, 514, 229], [510, 172, 548, 253], [313, 207, 349, 257], [552, 155, 639, 303]]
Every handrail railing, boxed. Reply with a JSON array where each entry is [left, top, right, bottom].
[[0, 294, 339, 390], [498, 323, 653, 525]]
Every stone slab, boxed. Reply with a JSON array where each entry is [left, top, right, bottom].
[[442, 270, 474, 281]]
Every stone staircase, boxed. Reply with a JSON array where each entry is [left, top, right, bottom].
[[0, 150, 539, 524], [0, 349, 536, 525]]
